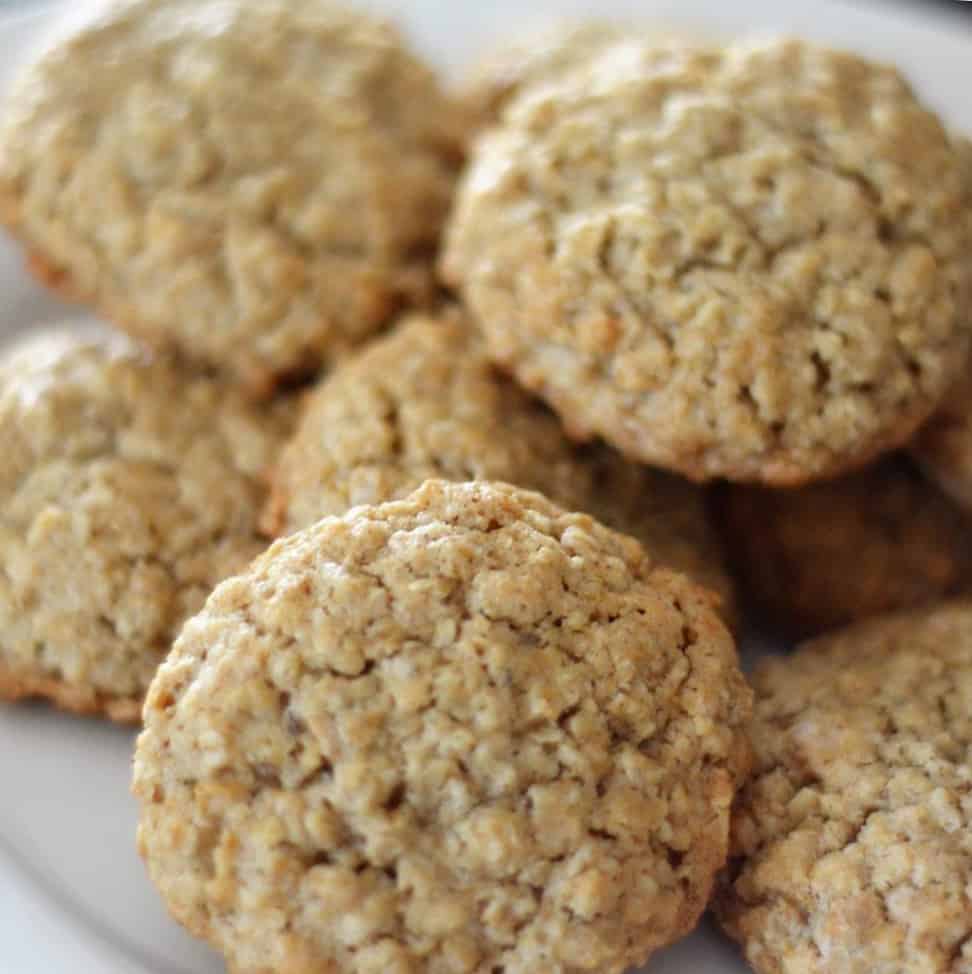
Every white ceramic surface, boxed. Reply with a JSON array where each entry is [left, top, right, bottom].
[[0, 2, 970, 972]]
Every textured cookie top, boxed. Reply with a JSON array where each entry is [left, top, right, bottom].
[[461, 21, 625, 126], [135, 480, 751, 974], [0, 0, 464, 392], [267, 310, 735, 617], [721, 457, 972, 635], [718, 601, 972, 974], [0, 328, 287, 721], [443, 37, 972, 484]]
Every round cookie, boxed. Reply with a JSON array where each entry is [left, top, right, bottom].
[[265, 310, 736, 619], [717, 601, 972, 974], [0, 0, 464, 394], [443, 37, 972, 484], [0, 327, 289, 722], [461, 21, 625, 126], [134, 479, 752, 974], [720, 457, 972, 636]]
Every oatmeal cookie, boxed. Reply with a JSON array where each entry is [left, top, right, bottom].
[[0, 0, 464, 394], [720, 457, 972, 635], [0, 327, 288, 722], [443, 37, 972, 484], [265, 310, 735, 620], [717, 601, 972, 974], [134, 479, 752, 974]]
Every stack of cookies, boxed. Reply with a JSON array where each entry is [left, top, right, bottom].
[[0, 3, 969, 972]]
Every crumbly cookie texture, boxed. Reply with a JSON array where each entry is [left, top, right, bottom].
[[0, 328, 288, 722], [717, 601, 972, 974], [266, 310, 735, 620], [134, 479, 752, 974], [0, 0, 464, 394], [720, 456, 972, 635], [443, 37, 972, 484], [461, 21, 626, 126]]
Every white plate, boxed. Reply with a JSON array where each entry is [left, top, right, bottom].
[[0, 2, 970, 972]]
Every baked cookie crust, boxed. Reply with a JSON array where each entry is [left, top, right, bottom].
[[0, 328, 288, 721], [266, 310, 736, 619], [135, 479, 752, 973], [443, 38, 972, 483], [0, 0, 465, 394], [718, 601, 972, 974]]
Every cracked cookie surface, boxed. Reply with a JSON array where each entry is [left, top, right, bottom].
[[134, 479, 752, 974], [0, 0, 464, 393], [443, 37, 972, 483], [0, 328, 288, 721], [266, 310, 735, 621], [717, 601, 972, 974], [720, 457, 972, 635]]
